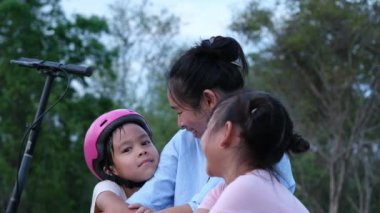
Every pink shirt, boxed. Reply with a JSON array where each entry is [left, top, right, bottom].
[[199, 170, 309, 213]]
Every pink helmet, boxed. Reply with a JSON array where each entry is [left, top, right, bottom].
[[83, 109, 152, 180]]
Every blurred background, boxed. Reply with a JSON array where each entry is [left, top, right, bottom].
[[0, 0, 379, 212]]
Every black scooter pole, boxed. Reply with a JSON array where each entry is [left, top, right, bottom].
[[5, 73, 55, 213]]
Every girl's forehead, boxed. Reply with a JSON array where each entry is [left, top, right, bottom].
[[117, 123, 138, 133], [208, 113, 218, 127], [113, 124, 147, 140], [211, 106, 223, 120]]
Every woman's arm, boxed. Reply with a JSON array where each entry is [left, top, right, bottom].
[[274, 153, 296, 193]]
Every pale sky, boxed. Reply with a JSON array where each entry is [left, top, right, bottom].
[[60, 0, 258, 97], [61, 0, 250, 44]]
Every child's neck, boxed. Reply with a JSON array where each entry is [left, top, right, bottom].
[[223, 159, 253, 185], [123, 186, 140, 197]]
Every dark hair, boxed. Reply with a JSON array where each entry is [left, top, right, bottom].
[[211, 89, 310, 170], [167, 36, 248, 109]]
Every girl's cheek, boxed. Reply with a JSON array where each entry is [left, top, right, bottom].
[[201, 137, 209, 155]]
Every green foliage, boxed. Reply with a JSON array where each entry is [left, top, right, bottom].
[[232, 0, 380, 212], [105, 0, 180, 150], [0, 0, 180, 211], [0, 0, 117, 211]]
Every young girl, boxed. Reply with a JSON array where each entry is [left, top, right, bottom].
[[197, 90, 310, 212], [83, 109, 159, 213]]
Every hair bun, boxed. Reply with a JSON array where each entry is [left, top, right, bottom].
[[200, 36, 242, 62], [197, 40, 222, 59], [288, 133, 310, 153]]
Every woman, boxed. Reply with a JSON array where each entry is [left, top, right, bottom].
[[126, 36, 296, 213]]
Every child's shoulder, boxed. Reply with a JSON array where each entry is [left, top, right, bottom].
[[94, 180, 119, 188], [91, 180, 129, 213], [93, 180, 127, 200]]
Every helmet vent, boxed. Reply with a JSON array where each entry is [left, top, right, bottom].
[[100, 120, 108, 127]]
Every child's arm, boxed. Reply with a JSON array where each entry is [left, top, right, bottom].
[[97, 192, 155, 213], [154, 204, 192, 213], [96, 191, 134, 213], [194, 209, 209, 213]]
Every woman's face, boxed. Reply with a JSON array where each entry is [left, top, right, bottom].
[[110, 123, 159, 182], [167, 90, 211, 138]]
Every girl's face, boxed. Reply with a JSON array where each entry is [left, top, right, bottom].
[[200, 116, 225, 177], [167, 91, 212, 139], [109, 123, 159, 182]]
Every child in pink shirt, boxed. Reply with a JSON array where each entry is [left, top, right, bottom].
[[197, 89, 310, 213]]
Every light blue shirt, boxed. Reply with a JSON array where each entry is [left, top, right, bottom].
[[127, 129, 295, 211]]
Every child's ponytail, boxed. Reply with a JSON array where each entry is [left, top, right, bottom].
[[288, 133, 310, 153]]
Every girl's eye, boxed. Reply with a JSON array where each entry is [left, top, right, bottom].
[[142, 140, 151, 146], [123, 147, 132, 153]]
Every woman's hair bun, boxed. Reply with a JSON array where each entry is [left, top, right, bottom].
[[199, 36, 242, 62]]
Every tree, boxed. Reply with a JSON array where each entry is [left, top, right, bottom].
[[0, 0, 117, 211], [0, 0, 181, 211], [104, 0, 181, 149], [231, 0, 380, 212]]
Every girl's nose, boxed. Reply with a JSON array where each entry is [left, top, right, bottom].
[[177, 116, 185, 129], [138, 149, 147, 157]]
